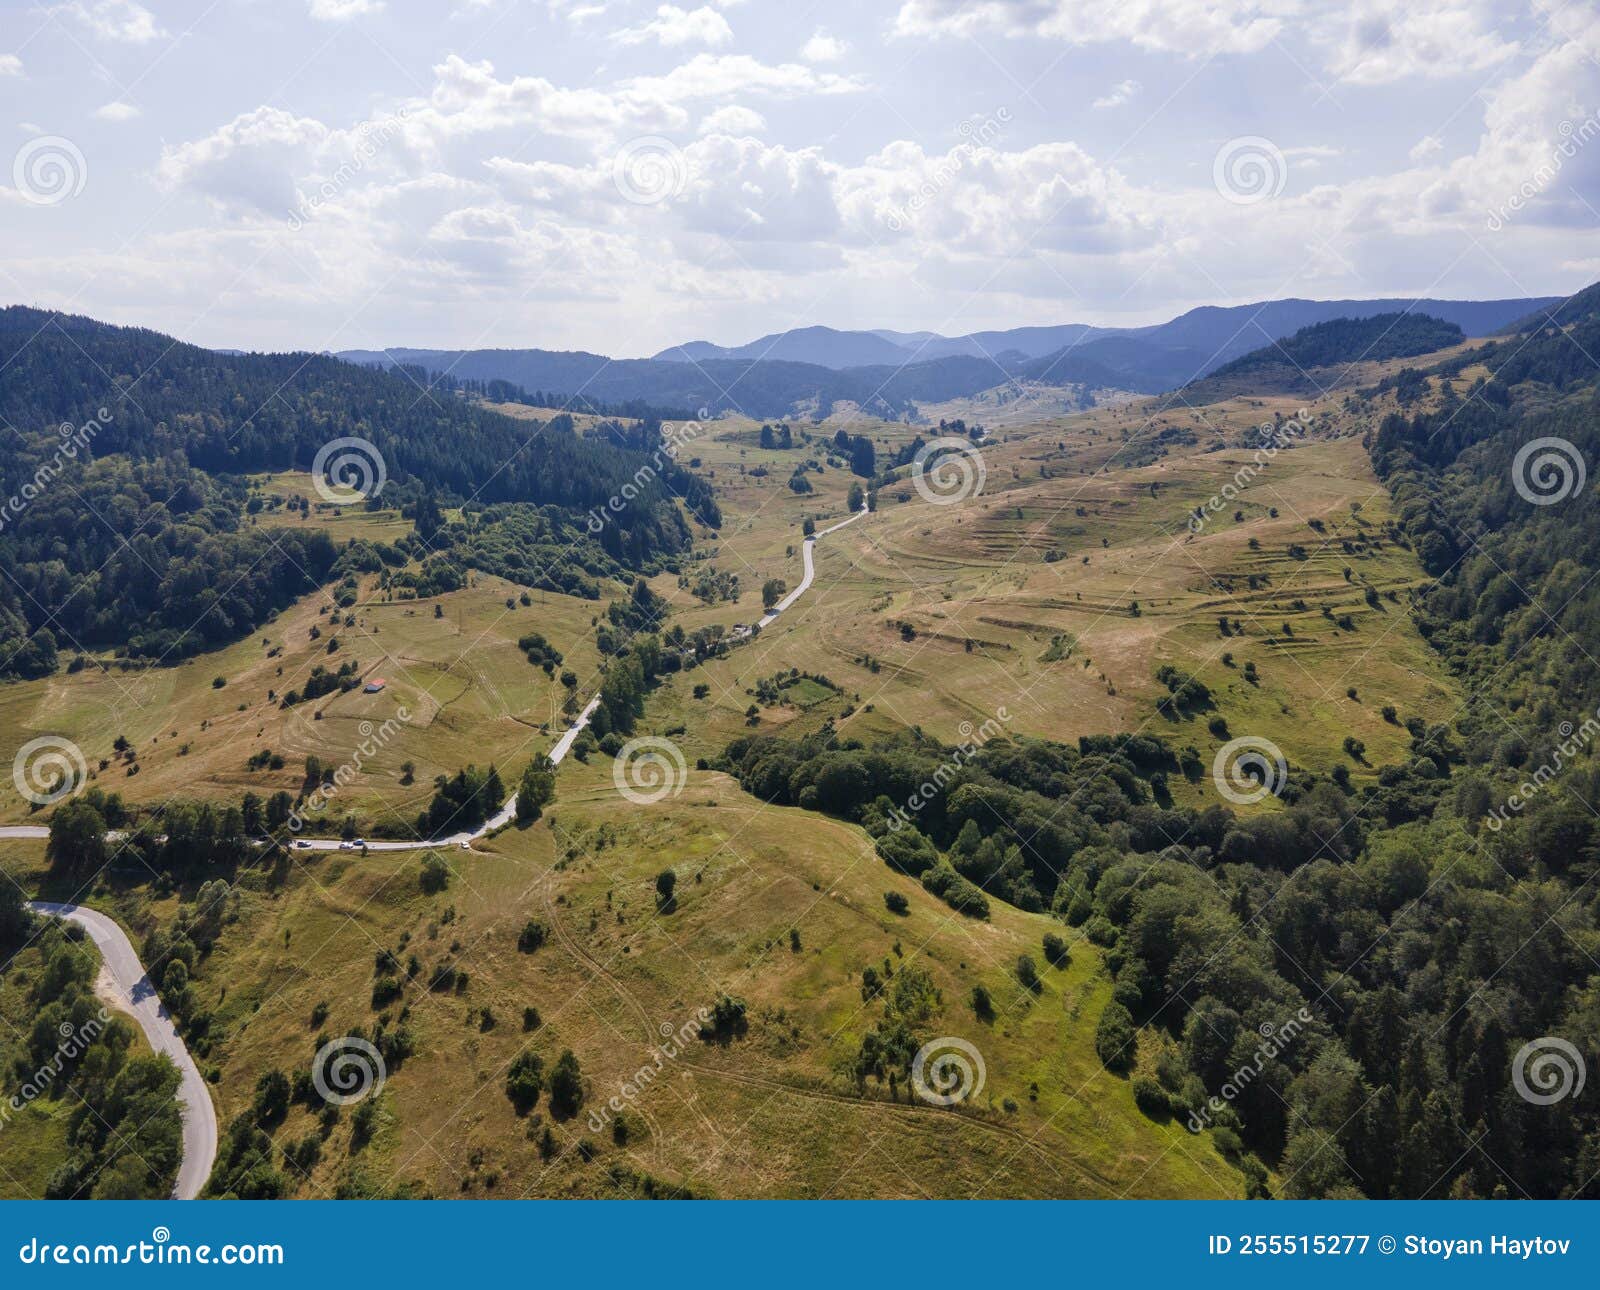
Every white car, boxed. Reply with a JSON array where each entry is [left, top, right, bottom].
[[338, 840, 355, 851]]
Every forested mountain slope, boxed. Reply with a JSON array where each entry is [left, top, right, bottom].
[[1182, 312, 1466, 400], [0, 308, 711, 675]]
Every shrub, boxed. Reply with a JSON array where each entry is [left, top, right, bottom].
[[547, 1049, 584, 1118], [517, 920, 549, 953], [1042, 932, 1070, 967], [1132, 1075, 1169, 1118], [1095, 1002, 1137, 1073], [701, 994, 748, 1039], [505, 1050, 543, 1113], [419, 853, 451, 894], [883, 891, 909, 915]]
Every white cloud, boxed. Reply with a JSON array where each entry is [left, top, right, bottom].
[[547, 0, 608, 21], [892, 0, 1289, 57], [1092, 79, 1140, 109], [309, 0, 385, 19], [620, 53, 865, 104], [157, 106, 332, 215], [411, 54, 677, 143], [1410, 135, 1444, 162], [45, 0, 163, 43], [20, 0, 1597, 356], [698, 104, 766, 135], [0, 55, 22, 76], [1323, 0, 1516, 85], [614, 4, 732, 47], [801, 29, 846, 62], [94, 100, 141, 121], [1432, 13, 1600, 229]]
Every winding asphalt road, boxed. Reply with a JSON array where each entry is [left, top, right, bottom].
[[25, 901, 218, 1201], [0, 694, 605, 856], [758, 501, 868, 629], [3, 697, 605, 1199], [285, 692, 602, 853]]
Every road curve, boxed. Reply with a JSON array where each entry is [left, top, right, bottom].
[[0, 692, 600, 857], [759, 502, 868, 629], [26, 901, 218, 1201], [286, 692, 602, 853]]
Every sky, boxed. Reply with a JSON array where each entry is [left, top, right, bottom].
[[0, 0, 1596, 357]]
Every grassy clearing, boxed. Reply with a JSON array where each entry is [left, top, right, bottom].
[[249, 471, 417, 546], [0, 574, 610, 832]]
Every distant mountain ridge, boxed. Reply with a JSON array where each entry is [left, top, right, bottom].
[[336, 292, 1565, 419], [654, 296, 1560, 374]]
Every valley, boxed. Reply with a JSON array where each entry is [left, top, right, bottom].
[[2, 288, 1598, 1204]]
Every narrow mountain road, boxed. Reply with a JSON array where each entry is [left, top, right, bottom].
[[287, 692, 602, 853], [758, 502, 868, 628], [26, 901, 218, 1201], [0, 696, 607, 855], [0, 824, 48, 841]]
